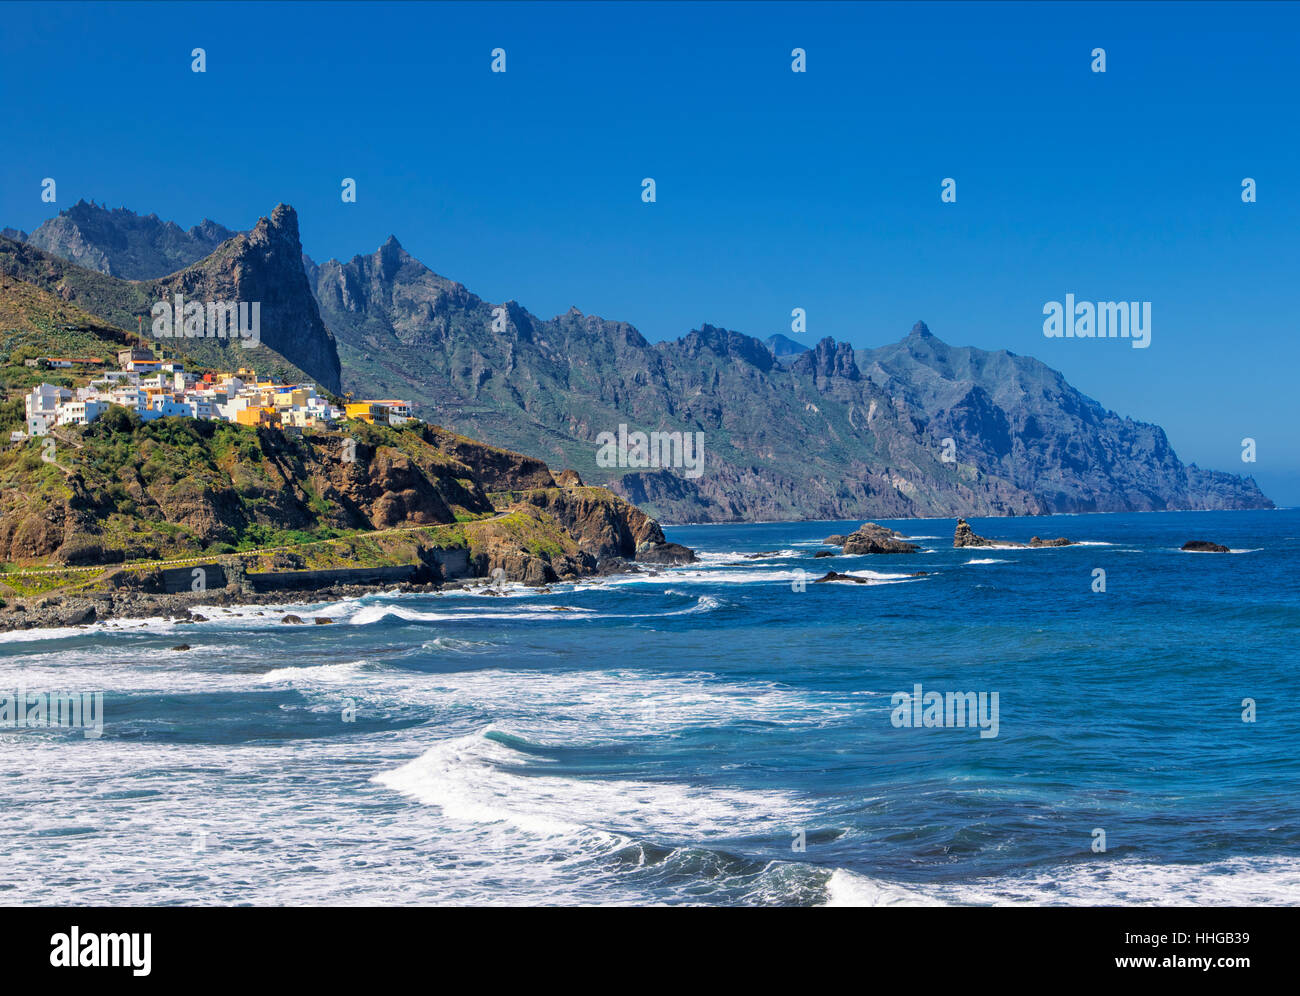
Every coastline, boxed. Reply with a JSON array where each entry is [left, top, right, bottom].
[[0, 560, 668, 635]]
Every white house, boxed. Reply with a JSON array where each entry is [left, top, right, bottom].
[[26, 383, 71, 417], [150, 396, 191, 418], [184, 398, 217, 419], [109, 386, 149, 411], [24, 384, 71, 435], [26, 414, 54, 437], [56, 400, 110, 427]]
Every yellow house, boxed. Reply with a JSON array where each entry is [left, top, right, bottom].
[[235, 406, 281, 427], [274, 388, 311, 409], [346, 399, 413, 424], [283, 409, 326, 428], [345, 401, 388, 424]]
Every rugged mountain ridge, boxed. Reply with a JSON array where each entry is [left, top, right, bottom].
[[0, 206, 342, 392], [24, 200, 239, 280], [306, 237, 1268, 521], [12, 204, 1272, 522]]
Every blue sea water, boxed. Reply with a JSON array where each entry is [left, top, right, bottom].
[[2, 509, 1298, 906]]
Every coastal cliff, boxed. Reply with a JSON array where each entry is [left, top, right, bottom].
[[0, 416, 688, 631]]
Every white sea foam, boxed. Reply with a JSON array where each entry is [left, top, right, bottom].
[[825, 856, 1300, 907], [823, 869, 947, 907], [965, 558, 1009, 565], [374, 726, 819, 842], [347, 604, 599, 626], [259, 660, 372, 684]]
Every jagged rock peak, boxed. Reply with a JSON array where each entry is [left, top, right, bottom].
[[265, 203, 300, 239], [792, 336, 860, 380]]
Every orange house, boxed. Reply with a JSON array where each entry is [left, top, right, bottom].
[[235, 406, 281, 428]]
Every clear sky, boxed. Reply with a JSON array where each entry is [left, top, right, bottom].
[[1, 1, 1296, 501]]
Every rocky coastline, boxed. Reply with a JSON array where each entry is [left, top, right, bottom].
[[0, 551, 684, 634]]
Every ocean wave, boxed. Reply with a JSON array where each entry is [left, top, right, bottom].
[[823, 856, 1300, 907], [964, 558, 1009, 565], [822, 869, 947, 907], [258, 660, 373, 685], [422, 636, 499, 654], [374, 725, 820, 842], [347, 604, 599, 626], [598, 566, 918, 587]]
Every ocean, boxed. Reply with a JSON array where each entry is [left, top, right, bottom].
[[2, 509, 1297, 906]]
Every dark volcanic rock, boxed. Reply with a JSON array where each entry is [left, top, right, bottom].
[[813, 550, 834, 558], [812, 571, 869, 584], [281, 614, 305, 624], [953, 518, 999, 548], [843, 523, 919, 555], [1182, 540, 1231, 553], [635, 541, 696, 565], [955, 518, 1073, 548], [1029, 535, 1072, 547], [595, 557, 642, 576]]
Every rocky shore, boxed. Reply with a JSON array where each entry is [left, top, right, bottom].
[[0, 551, 685, 634]]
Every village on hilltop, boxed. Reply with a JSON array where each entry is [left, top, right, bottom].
[[16, 347, 413, 440]]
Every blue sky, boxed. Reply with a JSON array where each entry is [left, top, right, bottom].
[[1, 1, 1297, 501]]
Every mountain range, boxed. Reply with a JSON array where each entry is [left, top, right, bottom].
[[2, 200, 1272, 522]]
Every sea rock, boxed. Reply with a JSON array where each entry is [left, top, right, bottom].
[[812, 571, 869, 584], [636, 541, 696, 565], [281, 614, 305, 624], [1029, 536, 1072, 547], [953, 518, 1000, 547], [171, 644, 191, 651], [842, 523, 918, 555], [813, 551, 834, 558], [595, 557, 642, 576], [822, 535, 848, 546], [314, 617, 336, 624], [1182, 540, 1231, 553], [954, 518, 1073, 548]]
